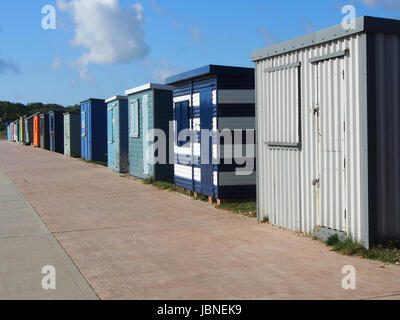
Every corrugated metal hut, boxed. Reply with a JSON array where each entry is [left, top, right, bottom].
[[124, 84, 174, 180], [166, 65, 256, 201], [49, 111, 64, 154], [105, 96, 129, 173], [252, 16, 400, 248], [39, 113, 50, 150], [64, 112, 81, 158], [33, 115, 40, 147], [80, 98, 107, 162], [24, 114, 35, 145]]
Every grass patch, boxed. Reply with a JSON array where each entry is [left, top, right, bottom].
[[143, 178, 179, 193], [324, 235, 400, 264], [216, 201, 257, 218], [142, 178, 255, 216]]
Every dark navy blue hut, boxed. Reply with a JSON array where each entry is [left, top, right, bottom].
[[49, 110, 64, 154], [166, 65, 256, 201]]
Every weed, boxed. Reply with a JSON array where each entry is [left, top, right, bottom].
[[260, 216, 269, 223], [323, 235, 400, 265], [216, 201, 257, 218], [325, 234, 340, 246], [143, 177, 154, 185]]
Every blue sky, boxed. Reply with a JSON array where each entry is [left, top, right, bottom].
[[0, 0, 399, 106]]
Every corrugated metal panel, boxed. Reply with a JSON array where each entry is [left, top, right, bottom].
[[256, 33, 369, 246], [367, 32, 400, 244]]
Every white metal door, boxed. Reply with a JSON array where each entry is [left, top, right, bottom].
[[316, 56, 348, 232]]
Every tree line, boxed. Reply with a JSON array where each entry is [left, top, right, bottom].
[[0, 101, 80, 132]]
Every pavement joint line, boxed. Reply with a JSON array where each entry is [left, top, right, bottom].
[[53, 225, 140, 234], [0, 199, 24, 203], [0, 233, 49, 240]]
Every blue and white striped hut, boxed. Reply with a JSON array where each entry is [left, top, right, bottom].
[[166, 65, 256, 202]]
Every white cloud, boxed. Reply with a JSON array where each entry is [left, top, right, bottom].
[[258, 27, 278, 46], [57, 0, 149, 67], [356, 0, 400, 10], [78, 67, 95, 84], [51, 56, 62, 70], [300, 16, 315, 33], [153, 59, 181, 82], [189, 26, 205, 44]]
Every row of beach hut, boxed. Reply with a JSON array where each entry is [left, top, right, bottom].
[[5, 16, 400, 249], [7, 65, 257, 202]]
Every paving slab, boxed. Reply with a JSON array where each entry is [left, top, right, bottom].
[[0, 162, 97, 300], [0, 140, 399, 300]]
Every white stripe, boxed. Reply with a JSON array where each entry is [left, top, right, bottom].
[[194, 167, 201, 182], [212, 90, 217, 105], [173, 95, 191, 106], [174, 164, 192, 180], [193, 93, 200, 107], [214, 171, 218, 186], [193, 118, 200, 131]]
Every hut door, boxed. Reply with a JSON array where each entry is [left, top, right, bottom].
[[200, 87, 214, 196], [316, 55, 348, 233]]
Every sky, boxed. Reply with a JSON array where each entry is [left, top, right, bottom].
[[0, 0, 399, 106]]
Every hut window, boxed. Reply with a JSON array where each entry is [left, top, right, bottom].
[[175, 100, 190, 147], [130, 99, 140, 138], [265, 63, 301, 148]]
